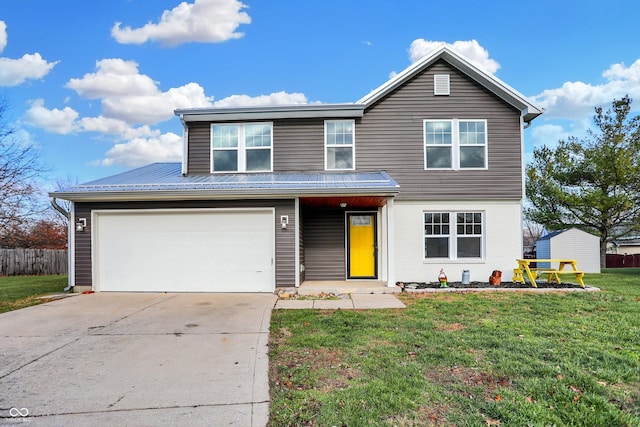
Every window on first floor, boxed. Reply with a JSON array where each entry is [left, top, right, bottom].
[[424, 211, 484, 259], [424, 119, 487, 170], [211, 122, 272, 172], [325, 120, 355, 170]]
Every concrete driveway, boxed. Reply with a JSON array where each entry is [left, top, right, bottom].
[[0, 292, 276, 427]]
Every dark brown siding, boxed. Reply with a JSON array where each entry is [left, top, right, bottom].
[[187, 122, 211, 174], [74, 199, 295, 288], [357, 60, 523, 199], [302, 208, 345, 280]]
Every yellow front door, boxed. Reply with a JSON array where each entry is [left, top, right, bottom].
[[348, 214, 377, 278]]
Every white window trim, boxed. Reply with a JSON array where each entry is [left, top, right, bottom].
[[423, 211, 485, 261], [210, 122, 273, 173], [423, 119, 488, 170], [324, 119, 356, 171]]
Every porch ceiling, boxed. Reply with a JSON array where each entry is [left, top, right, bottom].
[[300, 196, 388, 208]]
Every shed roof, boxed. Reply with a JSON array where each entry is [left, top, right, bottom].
[[538, 227, 598, 241], [50, 163, 400, 202]]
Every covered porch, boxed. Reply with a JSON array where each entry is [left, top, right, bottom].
[[297, 194, 397, 288]]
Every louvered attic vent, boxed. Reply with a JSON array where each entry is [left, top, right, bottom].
[[434, 74, 450, 95]]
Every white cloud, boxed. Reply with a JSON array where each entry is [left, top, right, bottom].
[[532, 59, 640, 119], [111, 0, 251, 47], [0, 21, 7, 52], [65, 59, 158, 98], [65, 59, 213, 125], [528, 123, 572, 149], [78, 117, 159, 139], [0, 21, 58, 87], [102, 82, 213, 124], [22, 99, 79, 134], [408, 39, 500, 75], [212, 91, 308, 108], [23, 99, 162, 140], [98, 132, 183, 167]]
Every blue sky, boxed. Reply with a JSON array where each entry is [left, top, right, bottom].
[[2, 0, 640, 190]]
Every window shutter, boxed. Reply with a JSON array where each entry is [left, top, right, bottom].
[[434, 74, 450, 95]]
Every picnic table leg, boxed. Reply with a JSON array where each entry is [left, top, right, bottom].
[[513, 268, 524, 283], [523, 264, 538, 288]]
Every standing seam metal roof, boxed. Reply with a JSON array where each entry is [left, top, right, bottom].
[[50, 163, 400, 200]]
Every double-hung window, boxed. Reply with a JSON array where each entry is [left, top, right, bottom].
[[424, 119, 487, 170], [211, 123, 272, 172], [424, 211, 484, 259], [325, 120, 355, 170]]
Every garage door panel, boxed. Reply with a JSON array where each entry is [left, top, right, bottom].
[[94, 209, 275, 292]]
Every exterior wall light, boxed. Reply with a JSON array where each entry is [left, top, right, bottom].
[[75, 218, 87, 232], [340, 202, 347, 208], [280, 215, 289, 229]]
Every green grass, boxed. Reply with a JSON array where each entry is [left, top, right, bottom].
[[0, 275, 69, 313], [268, 269, 640, 426]]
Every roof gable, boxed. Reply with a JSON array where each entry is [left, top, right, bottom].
[[357, 45, 543, 123]]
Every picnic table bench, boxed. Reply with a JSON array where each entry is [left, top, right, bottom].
[[512, 259, 585, 288]]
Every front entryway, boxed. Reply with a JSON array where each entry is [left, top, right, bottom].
[[347, 213, 377, 278]]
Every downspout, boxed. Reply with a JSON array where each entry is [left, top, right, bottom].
[[179, 113, 188, 176], [49, 197, 70, 220], [49, 197, 74, 292]]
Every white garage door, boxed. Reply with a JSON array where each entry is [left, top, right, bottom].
[[93, 209, 275, 292]]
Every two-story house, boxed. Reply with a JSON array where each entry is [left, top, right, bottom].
[[51, 45, 543, 293]]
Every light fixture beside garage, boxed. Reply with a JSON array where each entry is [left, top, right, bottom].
[[75, 218, 87, 232], [340, 202, 347, 208], [280, 215, 289, 229]]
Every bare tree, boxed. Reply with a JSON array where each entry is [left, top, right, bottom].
[[523, 218, 545, 253], [0, 98, 47, 242]]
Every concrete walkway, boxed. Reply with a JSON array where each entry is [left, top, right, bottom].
[[274, 293, 406, 309], [0, 292, 276, 427]]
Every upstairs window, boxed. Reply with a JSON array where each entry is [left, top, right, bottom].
[[211, 123, 272, 172], [424, 119, 487, 170], [325, 120, 355, 170]]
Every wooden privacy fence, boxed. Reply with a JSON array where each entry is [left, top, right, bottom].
[[0, 249, 68, 276], [606, 254, 640, 268]]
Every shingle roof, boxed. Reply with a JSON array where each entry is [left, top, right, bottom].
[[50, 163, 400, 201]]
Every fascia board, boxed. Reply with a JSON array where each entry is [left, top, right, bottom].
[[50, 187, 400, 202], [177, 104, 364, 122]]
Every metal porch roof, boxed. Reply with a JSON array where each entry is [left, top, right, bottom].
[[50, 163, 400, 202]]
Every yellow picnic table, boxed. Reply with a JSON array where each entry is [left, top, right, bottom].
[[512, 259, 585, 288]]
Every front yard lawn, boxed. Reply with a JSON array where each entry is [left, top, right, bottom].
[[269, 269, 640, 426], [0, 275, 69, 313]]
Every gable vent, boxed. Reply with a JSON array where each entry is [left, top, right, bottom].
[[434, 74, 450, 95]]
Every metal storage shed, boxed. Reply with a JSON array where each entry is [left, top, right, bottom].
[[536, 228, 601, 273]]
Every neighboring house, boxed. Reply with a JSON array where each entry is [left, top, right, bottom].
[[609, 236, 640, 255], [536, 228, 601, 273], [50, 46, 543, 293]]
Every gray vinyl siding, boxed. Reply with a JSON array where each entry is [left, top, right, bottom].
[[273, 119, 325, 171], [183, 61, 524, 200], [356, 60, 523, 200], [74, 199, 295, 288], [187, 122, 211, 174], [302, 208, 345, 280]]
